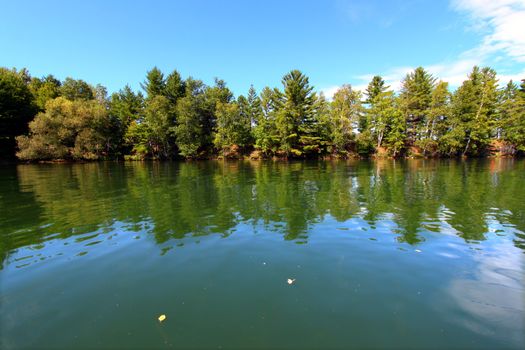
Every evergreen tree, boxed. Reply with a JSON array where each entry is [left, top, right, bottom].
[[200, 78, 234, 152], [417, 80, 450, 155], [253, 87, 280, 155], [362, 76, 388, 133], [384, 104, 406, 157], [109, 85, 144, 155], [141, 67, 166, 99], [126, 95, 175, 159], [276, 70, 316, 156], [165, 69, 186, 105], [364, 75, 388, 104], [502, 79, 525, 152], [246, 85, 262, 126], [442, 66, 498, 156], [497, 80, 518, 140], [110, 86, 144, 128], [399, 67, 435, 147], [175, 78, 207, 158]]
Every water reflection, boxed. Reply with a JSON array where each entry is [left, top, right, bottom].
[[446, 238, 524, 344], [0, 159, 524, 268], [1, 159, 525, 349]]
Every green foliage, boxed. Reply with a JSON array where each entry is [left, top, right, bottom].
[[416, 80, 450, 155], [400, 67, 436, 145], [126, 95, 176, 159], [365, 90, 406, 156], [246, 85, 263, 125], [253, 87, 280, 155], [141, 67, 166, 99], [384, 107, 406, 157], [108, 85, 144, 155], [441, 66, 499, 156], [29, 75, 61, 110], [501, 79, 525, 152], [174, 78, 207, 158], [328, 85, 362, 155], [3, 65, 525, 161], [165, 70, 186, 104], [0, 68, 37, 159], [275, 70, 317, 156], [214, 101, 252, 156], [60, 77, 94, 100], [364, 76, 389, 104], [16, 97, 113, 160]]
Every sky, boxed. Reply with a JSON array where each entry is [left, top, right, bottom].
[[1, 0, 524, 97]]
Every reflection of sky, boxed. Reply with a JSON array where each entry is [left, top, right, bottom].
[[446, 234, 524, 347], [2, 207, 525, 347]]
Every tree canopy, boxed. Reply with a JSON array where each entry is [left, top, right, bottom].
[[1, 65, 523, 161]]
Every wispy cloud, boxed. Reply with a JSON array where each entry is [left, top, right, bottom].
[[452, 0, 525, 62], [319, 86, 341, 100], [330, 0, 525, 95]]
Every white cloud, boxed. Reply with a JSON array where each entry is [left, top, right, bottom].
[[497, 69, 525, 84], [452, 0, 525, 62], [319, 85, 341, 100], [336, 0, 525, 94]]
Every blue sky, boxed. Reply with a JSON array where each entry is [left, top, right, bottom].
[[1, 0, 524, 97]]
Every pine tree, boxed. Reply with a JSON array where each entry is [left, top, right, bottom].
[[165, 69, 186, 105], [109, 85, 144, 155], [364, 76, 388, 104], [141, 67, 166, 99], [417, 80, 450, 156], [502, 79, 525, 152], [442, 66, 499, 156], [497, 80, 518, 140], [246, 85, 262, 126], [174, 78, 207, 158], [399, 67, 435, 147], [253, 87, 280, 155], [361, 76, 388, 133], [276, 70, 316, 156]]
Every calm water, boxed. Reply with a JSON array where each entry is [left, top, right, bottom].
[[0, 160, 524, 349]]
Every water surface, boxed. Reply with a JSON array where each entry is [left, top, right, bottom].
[[1, 159, 524, 349]]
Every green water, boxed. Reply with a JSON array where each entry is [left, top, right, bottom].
[[0, 160, 524, 349]]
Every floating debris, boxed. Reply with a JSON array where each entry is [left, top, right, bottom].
[[158, 314, 167, 322], [415, 249, 422, 253], [287, 278, 296, 285]]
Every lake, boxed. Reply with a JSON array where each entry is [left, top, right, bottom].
[[0, 159, 524, 349]]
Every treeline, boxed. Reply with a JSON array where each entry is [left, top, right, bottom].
[[0, 66, 524, 160]]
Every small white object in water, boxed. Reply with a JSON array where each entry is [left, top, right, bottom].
[[158, 314, 167, 322], [287, 278, 296, 285], [415, 249, 422, 253]]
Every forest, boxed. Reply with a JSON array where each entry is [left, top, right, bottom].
[[0, 66, 524, 160]]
